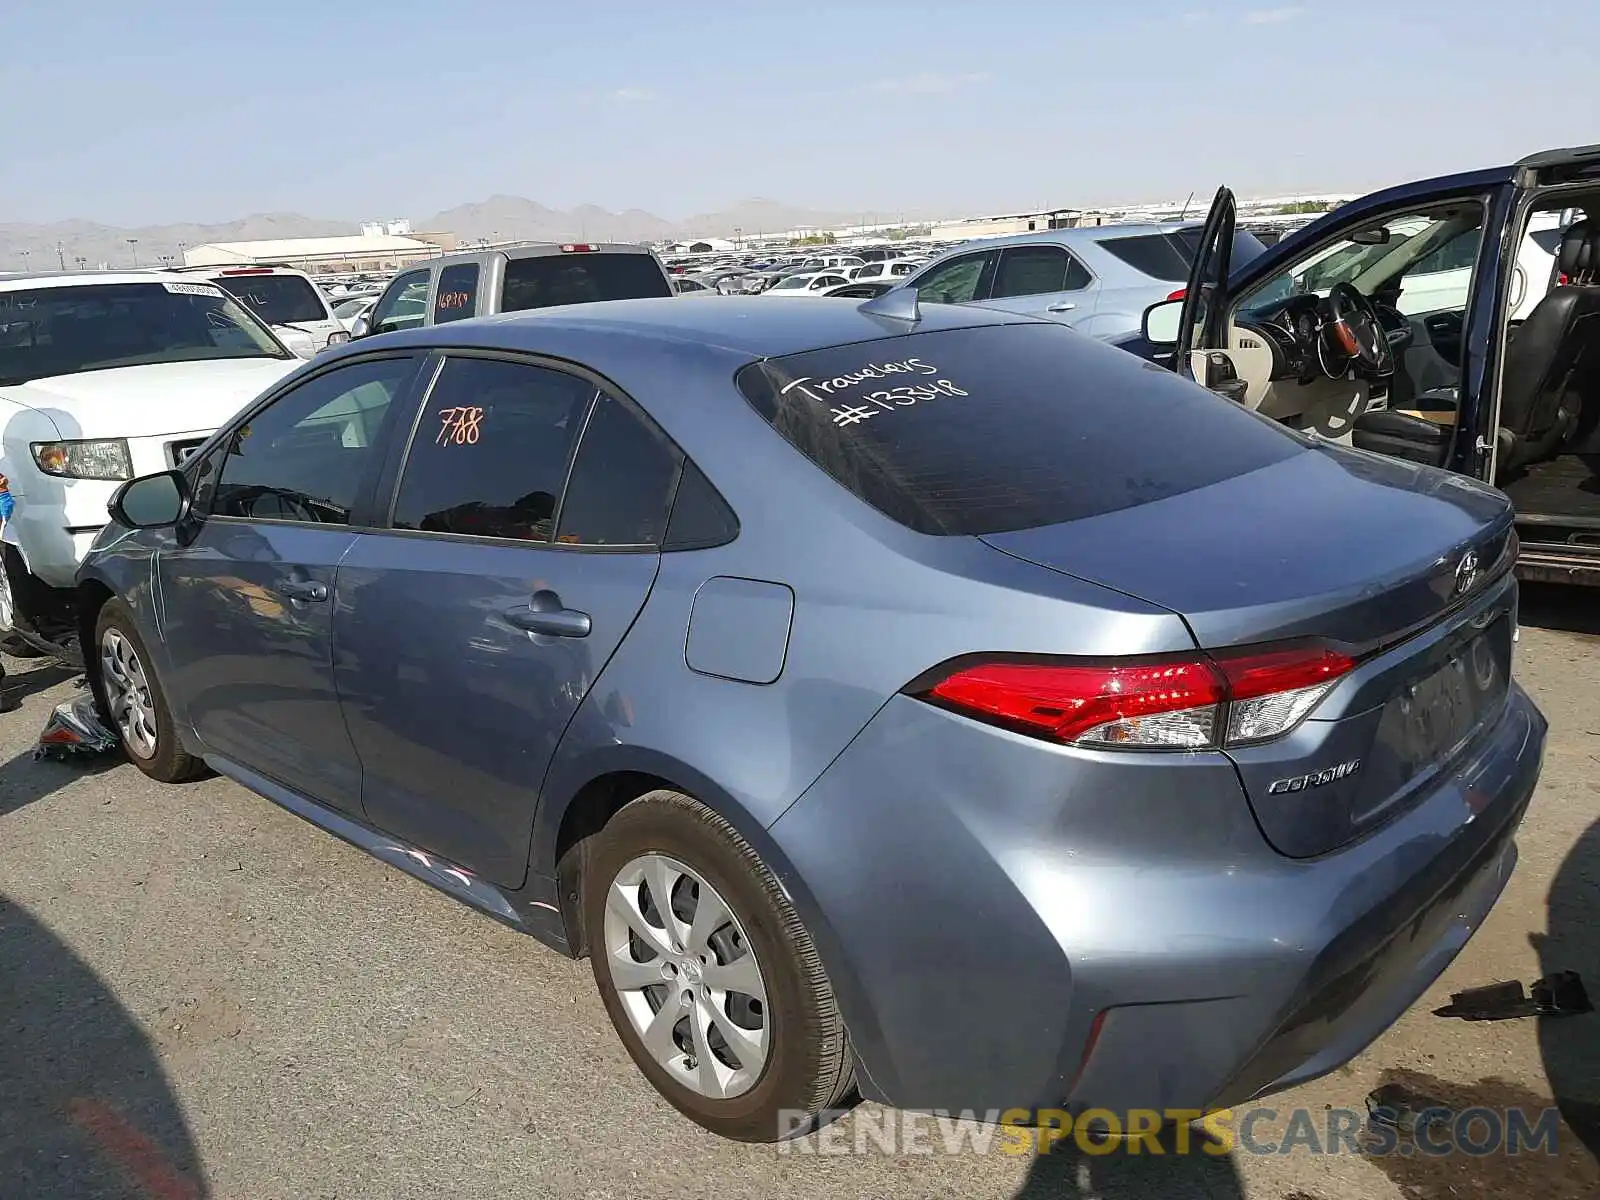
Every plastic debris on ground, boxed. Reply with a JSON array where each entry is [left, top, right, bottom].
[[1431, 971, 1593, 1021], [35, 687, 120, 762], [1366, 1083, 1454, 1137]]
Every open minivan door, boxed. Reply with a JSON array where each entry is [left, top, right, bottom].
[[1140, 187, 1250, 402]]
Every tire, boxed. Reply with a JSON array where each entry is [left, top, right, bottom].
[[92, 599, 206, 783], [584, 789, 855, 1142]]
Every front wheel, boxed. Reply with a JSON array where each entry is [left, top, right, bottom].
[[584, 789, 855, 1141], [92, 599, 206, 783]]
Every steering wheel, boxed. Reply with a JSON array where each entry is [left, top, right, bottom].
[[1321, 282, 1395, 378]]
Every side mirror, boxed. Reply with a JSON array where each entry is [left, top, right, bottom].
[[109, 470, 190, 530], [1142, 298, 1184, 346], [350, 315, 371, 338]]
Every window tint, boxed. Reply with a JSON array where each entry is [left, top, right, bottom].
[[555, 394, 681, 546], [433, 262, 481, 323], [1096, 232, 1193, 281], [663, 460, 738, 550], [500, 253, 672, 312], [211, 356, 417, 524], [913, 252, 994, 304], [992, 245, 1090, 298], [371, 269, 430, 334], [392, 356, 594, 542], [213, 274, 327, 325], [734, 324, 1303, 536]]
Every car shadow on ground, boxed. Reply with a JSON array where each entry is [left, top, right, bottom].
[[1518, 582, 1600, 636], [0, 888, 208, 1198], [1012, 1126, 1246, 1198], [1538, 816, 1600, 1163]]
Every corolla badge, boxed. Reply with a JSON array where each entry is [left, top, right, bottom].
[[1267, 759, 1362, 794], [1454, 550, 1480, 597]]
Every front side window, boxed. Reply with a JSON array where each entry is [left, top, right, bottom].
[[370, 269, 430, 335], [1238, 203, 1487, 319], [391, 356, 595, 542], [210, 356, 418, 524], [213, 273, 328, 325], [432, 263, 481, 324], [912, 252, 995, 304], [0, 282, 289, 385]]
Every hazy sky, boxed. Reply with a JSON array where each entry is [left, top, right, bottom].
[[6, 0, 1597, 226]]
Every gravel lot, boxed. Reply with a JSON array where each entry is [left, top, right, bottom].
[[2, 585, 1597, 1200]]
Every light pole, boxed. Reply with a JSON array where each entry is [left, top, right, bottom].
[[19, 249, 30, 271], [74, 256, 87, 271], [127, 238, 139, 267], [57, 242, 66, 270]]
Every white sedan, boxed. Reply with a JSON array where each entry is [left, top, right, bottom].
[[762, 271, 852, 296]]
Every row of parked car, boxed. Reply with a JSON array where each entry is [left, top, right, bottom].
[[0, 141, 1593, 1150]]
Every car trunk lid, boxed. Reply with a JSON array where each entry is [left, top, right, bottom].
[[981, 445, 1519, 856]]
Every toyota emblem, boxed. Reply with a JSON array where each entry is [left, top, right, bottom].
[[1454, 550, 1480, 596]]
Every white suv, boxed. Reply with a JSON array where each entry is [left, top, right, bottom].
[[180, 266, 349, 358], [0, 273, 299, 652]]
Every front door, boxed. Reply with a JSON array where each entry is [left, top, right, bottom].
[[1172, 186, 1239, 378], [334, 355, 682, 888], [158, 354, 423, 811]]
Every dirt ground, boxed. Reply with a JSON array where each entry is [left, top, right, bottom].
[[1, 584, 1596, 1200]]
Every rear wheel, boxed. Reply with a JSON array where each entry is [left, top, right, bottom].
[[584, 789, 854, 1141], [93, 600, 206, 783]]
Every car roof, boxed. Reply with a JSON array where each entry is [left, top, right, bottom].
[[926, 222, 1203, 254], [370, 294, 1037, 361], [429, 241, 658, 269], [0, 270, 198, 292]]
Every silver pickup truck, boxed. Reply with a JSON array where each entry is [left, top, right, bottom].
[[355, 242, 674, 337]]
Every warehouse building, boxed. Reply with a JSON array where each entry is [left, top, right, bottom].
[[182, 231, 455, 275]]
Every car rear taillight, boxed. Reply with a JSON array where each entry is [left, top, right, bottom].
[[561, 243, 597, 253], [1167, 288, 1187, 301], [914, 643, 1357, 751]]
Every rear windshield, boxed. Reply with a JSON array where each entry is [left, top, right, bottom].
[[500, 252, 672, 311], [735, 323, 1303, 536], [1097, 229, 1268, 282], [214, 274, 328, 325], [0, 282, 290, 385]]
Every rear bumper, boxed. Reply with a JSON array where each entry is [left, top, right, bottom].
[[768, 683, 1545, 1115]]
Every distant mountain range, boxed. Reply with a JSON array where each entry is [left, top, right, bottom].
[[0, 197, 927, 270]]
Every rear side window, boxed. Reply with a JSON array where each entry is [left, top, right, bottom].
[[391, 357, 594, 542], [500, 253, 672, 312], [735, 324, 1303, 536], [556, 394, 681, 547], [433, 263, 481, 324], [992, 246, 1091, 298], [214, 274, 327, 324]]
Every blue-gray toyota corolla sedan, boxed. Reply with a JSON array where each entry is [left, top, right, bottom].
[[77, 295, 1544, 1143]]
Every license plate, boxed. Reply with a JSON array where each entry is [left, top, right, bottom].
[[1382, 621, 1510, 772]]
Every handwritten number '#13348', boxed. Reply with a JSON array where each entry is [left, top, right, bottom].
[[437, 406, 484, 446]]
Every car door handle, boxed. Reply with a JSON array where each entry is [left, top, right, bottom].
[[1046, 302, 1077, 313], [504, 592, 591, 638], [278, 579, 328, 603]]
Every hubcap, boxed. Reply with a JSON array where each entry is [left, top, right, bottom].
[[604, 853, 769, 1099], [100, 628, 158, 758]]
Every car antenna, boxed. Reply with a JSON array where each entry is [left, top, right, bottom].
[[858, 287, 921, 323]]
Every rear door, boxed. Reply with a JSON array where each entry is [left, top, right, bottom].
[[973, 243, 1095, 325], [333, 353, 682, 887]]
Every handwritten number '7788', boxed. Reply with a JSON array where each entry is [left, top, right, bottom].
[[437, 406, 484, 446]]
